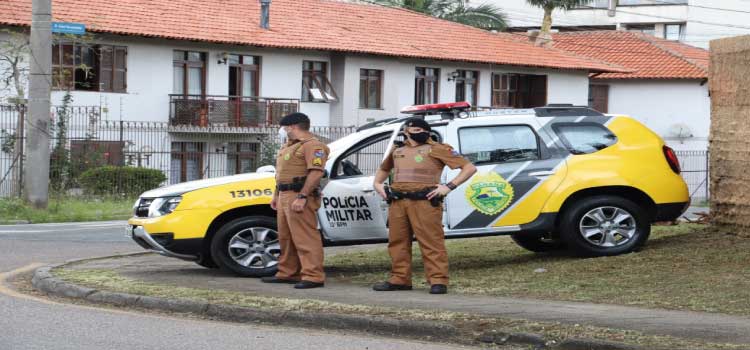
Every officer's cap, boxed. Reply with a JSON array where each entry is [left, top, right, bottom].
[[404, 118, 431, 132], [279, 112, 310, 126]]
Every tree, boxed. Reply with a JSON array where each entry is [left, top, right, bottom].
[[373, 0, 507, 31], [525, 0, 590, 46], [0, 29, 29, 104]]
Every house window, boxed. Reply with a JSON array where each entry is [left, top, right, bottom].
[[415, 67, 439, 105], [588, 84, 609, 113], [491, 73, 547, 108], [52, 43, 127, 92], [173, 50, 206, 96], [227, 143, 259, 175], [359, 69, 383, 109], [664, 24, 684, 41], [302, 61, 337, 102], [170, 142, 204, 184], [228, 55, 260, 97], [625, 24, 656, 36], [455, 70, 478, 106]]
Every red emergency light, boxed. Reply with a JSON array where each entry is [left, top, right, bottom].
[[401, 101, 472, 114]]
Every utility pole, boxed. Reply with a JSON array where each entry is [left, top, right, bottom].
[[25, 0, 52, 208]]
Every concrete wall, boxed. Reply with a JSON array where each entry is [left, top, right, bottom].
[[604, 79, 710, 150], [708, 34, 750, 230], [491, 0, 750, 48]]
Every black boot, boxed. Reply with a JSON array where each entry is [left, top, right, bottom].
[[372, 281, 413, 291], [429, 284, 448, 294], [294, 280, 325, 289]]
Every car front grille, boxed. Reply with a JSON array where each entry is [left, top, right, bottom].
[[135, 198, 153, 217]]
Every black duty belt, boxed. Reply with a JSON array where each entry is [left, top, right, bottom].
[[276, 176, 307, 192], [385, 186, 443, 207], [276, 182, 304, 192]]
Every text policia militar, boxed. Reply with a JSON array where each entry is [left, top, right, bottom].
[[323, 196, 374, 227]]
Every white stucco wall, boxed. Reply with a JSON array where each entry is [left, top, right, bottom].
[[335, 55, 590, 126], [1, 30, 589, 129], [605, 79, 710, 150]]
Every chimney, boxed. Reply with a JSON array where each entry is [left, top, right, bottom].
[[260, 0, 271, 29]]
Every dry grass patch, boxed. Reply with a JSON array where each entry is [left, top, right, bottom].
[[327, 224, 750, 316]]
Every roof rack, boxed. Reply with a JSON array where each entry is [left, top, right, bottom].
[[397, 102, 603, 122]]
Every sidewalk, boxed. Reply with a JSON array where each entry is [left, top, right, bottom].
[[72, 253, 750, 345]]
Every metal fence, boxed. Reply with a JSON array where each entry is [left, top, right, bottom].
[[675, 150, 710, 203], [0, 105, 355, 198], [0, 104, 712, 201]]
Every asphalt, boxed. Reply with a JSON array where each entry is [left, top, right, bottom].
[[61, 251, 750, 345], [0, 221, 482, 350]]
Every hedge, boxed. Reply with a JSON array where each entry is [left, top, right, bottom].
[[78, 166, 166, 196]]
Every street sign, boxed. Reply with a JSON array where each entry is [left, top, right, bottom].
[[52, 22, 86, 35]]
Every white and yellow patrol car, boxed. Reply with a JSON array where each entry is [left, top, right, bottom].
[[127, 103, 689, 277]]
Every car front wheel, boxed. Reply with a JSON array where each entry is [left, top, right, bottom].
[[210, 216, 280, 277], [560, 195, 650, 257]]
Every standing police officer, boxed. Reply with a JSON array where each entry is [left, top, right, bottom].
[[261, 113, 329, 289], [372, 118, 476, 294]]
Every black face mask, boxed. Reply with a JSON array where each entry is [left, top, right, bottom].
[[408, 131, 430, 144]]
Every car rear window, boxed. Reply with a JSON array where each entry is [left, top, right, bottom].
[[552, 123, 617, 154]]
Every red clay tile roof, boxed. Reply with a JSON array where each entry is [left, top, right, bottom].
[[553, 31, 708, 80], [0, 0, 624, 73]]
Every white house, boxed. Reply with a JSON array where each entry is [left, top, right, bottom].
[[0, 0, 622, 187], [491, 0, 750, 49], [552, 30, 710, 151]]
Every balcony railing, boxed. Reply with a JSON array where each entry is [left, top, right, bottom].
[[169, 95, 299, 127]]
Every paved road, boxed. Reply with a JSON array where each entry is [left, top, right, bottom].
[[0, 221, 477, 350]]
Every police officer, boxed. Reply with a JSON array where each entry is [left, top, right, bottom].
[[261, 113, 329, 289], [372, 118, 476, 294]]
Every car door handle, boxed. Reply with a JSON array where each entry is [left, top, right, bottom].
[[361, 188, 374, 193], [528, 171, 555, 177]]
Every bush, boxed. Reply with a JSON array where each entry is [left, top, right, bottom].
[[79, 166, 166, 197]]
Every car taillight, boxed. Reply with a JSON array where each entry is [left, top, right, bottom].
[[663, 146, 681, 174]]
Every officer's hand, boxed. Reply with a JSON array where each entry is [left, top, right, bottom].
[[270, 196, 278, 211], [427, 184, 451, 200], [291, 198, 306, 213], [374, 183, 387, 200]]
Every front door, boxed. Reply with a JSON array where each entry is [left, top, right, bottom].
[[318, 131, 395, 242], [444, 117, 567, 233]]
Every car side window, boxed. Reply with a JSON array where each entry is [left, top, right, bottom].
[[332, 133, 392, 179], [458, 125, 540, 165], [552, 123, 617, 154]]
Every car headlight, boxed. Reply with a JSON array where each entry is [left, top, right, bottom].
[[148, 196, 182, 217]]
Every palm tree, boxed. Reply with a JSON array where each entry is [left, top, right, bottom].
[[373, 0, 507, 31], [525, 0, 590, 46]]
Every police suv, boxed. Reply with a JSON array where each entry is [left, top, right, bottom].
[[127, 103, 690, 277]]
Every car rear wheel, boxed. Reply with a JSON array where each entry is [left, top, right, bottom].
[[210, 216, 280, 277], [560, 195, 650, 256], [510, 233, 566, 253]]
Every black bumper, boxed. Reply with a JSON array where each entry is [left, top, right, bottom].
[[654, 202, 690, 222]]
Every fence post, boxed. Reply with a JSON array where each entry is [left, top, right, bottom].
[[16, 106, 25, 198], [705, 150, 710, 202]]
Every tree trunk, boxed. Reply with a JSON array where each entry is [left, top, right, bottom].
[[535, 6, 554, 47]]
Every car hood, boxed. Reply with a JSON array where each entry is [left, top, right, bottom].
[[140, 172, 275, 198]]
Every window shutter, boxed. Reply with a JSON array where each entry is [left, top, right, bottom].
[[100, 46, 113, 92], [113, 46, 127, 92]]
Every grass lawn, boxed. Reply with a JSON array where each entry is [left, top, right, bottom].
[[327, 224, 750, 316], [0, 197, 134, 224], [53, 267, 745, 350]]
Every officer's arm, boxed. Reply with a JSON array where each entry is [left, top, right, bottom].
[[448, 163, 477, 188], [300, 169, 325, 197]]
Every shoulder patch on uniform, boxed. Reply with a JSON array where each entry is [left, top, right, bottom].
[[314, 149, 325, 157], [312, 148, 324, 166]]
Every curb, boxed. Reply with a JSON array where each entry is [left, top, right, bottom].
[[32, 255, 646, 350]]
